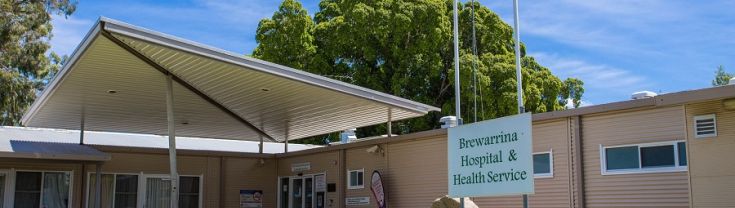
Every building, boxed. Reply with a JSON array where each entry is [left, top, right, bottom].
[[0, 17, 733, 208]]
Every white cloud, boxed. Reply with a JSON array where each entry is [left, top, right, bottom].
[[50, 16, 94, 56], [531, 52, 653, 102]]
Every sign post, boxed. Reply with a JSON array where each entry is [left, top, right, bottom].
[[448, 113, 534, 197]]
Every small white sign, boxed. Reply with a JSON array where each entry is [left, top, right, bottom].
[[291, 162, 311, 172], [345, 197, 370, 206], [448, 113, 534, 197], [315, 174, 326, 192]]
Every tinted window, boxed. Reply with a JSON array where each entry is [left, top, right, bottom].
[[677, 142, 687, 166], [641, 145, 675, 168], [606, 146, 639, 170], [533, 153, 551, 174], [15, 172, 42, 208]]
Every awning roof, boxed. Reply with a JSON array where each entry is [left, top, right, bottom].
[[21, 17, 439, 142], [0, 140, 110, 162]]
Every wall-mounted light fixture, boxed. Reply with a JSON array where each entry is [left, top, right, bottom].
[[723, 98, 735, 111]]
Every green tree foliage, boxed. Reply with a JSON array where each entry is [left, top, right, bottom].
[[0, 0, 76, 125], [712, 65, 733, 86], [254, 0, 585, 142], [253, 0, 316, 70]]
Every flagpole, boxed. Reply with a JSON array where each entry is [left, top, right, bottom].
[[512, 0, 529, 207], [452, 0, 464, 207]]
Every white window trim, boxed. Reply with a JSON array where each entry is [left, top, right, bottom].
[[347, 169, 365, 190], [533, 149, 554, 179], [4, 169, 74, 208], [600, 140, 687, 176], [694, 114, 717, 138]]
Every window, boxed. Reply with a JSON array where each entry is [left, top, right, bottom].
[[694, 114, 717, 138], [347, 169, 364, 189], [601, 141, 687, 175], [178, 176, 200, 208], [143, 175, 201, 208], [87, 174, 200, 208], [14, 171, 71, 208], [533, 151, 553, 178], [86, 173, 138, 208]]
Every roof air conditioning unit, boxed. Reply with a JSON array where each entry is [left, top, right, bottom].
[[340, 128, 357, 144], [631, 91, 657, 100], [729, 77, 735, 85], [440, 116, 458, 129]]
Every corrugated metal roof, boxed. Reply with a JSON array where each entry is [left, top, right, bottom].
[[0, 126, 317, 154], [21, 17, 439, 142], [0, 140, 110, 161]]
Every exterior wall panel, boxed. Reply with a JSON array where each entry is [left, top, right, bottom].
[[581, 106, 689, 207], [472, 119, 573, 208], [686, 100, 735, 207], [345, 145, 388, 207], [222, 157, 277, 208], [386, 135, 447, 208], [277, 151, 340, 207]]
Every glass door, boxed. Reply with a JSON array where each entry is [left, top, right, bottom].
[[286, 176, 316, 208]]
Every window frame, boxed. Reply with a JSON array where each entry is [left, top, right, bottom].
[[533, 149, 554, 179], [3, 169, 74, 208], [600, 140, 687, 175], [694, 114, 717, 138], [86, 172, 203, 208], [346, 169, 365, 190], [84, 172, 140, 208], [141, 174, 204, 208]]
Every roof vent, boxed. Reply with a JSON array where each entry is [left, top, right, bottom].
[[631, 91, 657, 100], [340, 128, 357, 144], [440, 116, 458, 129], [729, 77, 735, 85]]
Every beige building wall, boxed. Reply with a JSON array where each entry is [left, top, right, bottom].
[[385, 134, 447, 207], [344, 144, 387, 207], [0, 159, 84, 208], [472, 119, 574, 208], [581, 106, 689, 207], [686, 100, 735, 207], [277, 150, 341, 207]]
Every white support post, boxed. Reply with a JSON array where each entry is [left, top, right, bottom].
[[165, 73, 179, 208], [95, 163, 102, 208], [387, 107, 392, 137], [259, 122, 264, 154], [284, 121, 289, 153]]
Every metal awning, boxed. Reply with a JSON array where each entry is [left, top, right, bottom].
[[0, 140, 110, 162], [21, 17, 440, 142]]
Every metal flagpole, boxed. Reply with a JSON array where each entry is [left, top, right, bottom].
[[512, 0, 529, 207], [452, 0, 464, 207]]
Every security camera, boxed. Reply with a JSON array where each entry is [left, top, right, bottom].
[[366, 145, 381, 154]]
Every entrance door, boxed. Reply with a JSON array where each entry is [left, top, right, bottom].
[[282, 175, 319, 208]]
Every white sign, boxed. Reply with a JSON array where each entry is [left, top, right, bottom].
[[346, 197, 370, 206], [448, 113, 534, 197], [291, 162, 311, 172], [315, 174, 326, 192]]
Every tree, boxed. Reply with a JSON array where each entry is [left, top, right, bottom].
[[254, 0, 585, 142], [0, 0, 76, 125], [712, 65, 733, 86], [253, 0, 317, 71]]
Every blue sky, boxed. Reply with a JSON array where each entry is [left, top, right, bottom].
[[50, 0, 735, 105]]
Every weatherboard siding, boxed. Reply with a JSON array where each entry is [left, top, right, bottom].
[[472, 119, 573, 208], [581, 106, 689, 207], [385, 134, 448, 207], [345, 145, 388, 207], [222, 157, 278, 208], [0, 159, 84, 208], [686, 100, 735, 207]]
